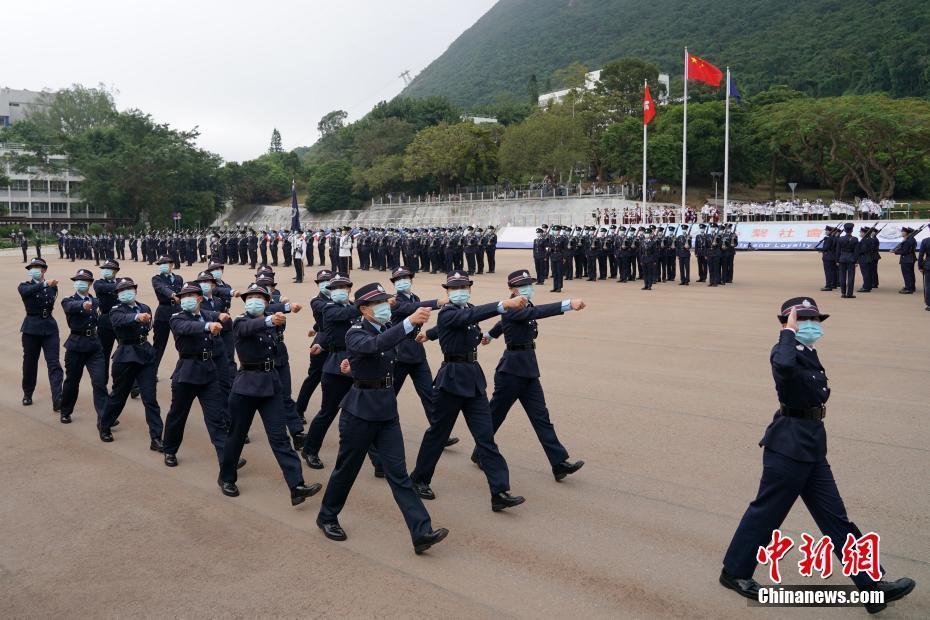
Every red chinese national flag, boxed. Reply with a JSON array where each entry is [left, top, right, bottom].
[[687, 53, 723, 86], [643, 85, 656, 126]]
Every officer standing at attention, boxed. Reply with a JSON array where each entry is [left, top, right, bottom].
[[218, 283, 322, 505], [59, 268, 107, 425], [675, 225, 692, 285], [295, 270, 334, 422], [97, 278, 164, 450], [409, 272, 527, 511], [316, 283, 449, 554], [893, 226, 918, 295], [695, 224, 708, 282], [918, 234, 930, 311], [836, 222, 858, 298], [479, 270, 586, 481], [818, 226, 838, 291], [719, 299, 916, 614], [548, 226, 565, 293], [19, 258, 63, 409], [151, 255, 185, 374], [161, 283, 235, 468], [532, 228, 548, 285]]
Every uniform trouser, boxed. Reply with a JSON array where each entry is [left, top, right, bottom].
[[410, 388, 510, 495], [296, 350, 329, 415], [486, 248, 496, 273], [318, 411, 432, 541], [338, 257, 350, 274], [725, 253, 735, 282], [465, 251, 477, 275], [260, 248, 268, 265], [481, 372, 569, 467], [838, 262, 856, 295], [213, 355, 233, 429], [549, 255, 563, 291], [271, 248, 279, 265], [678, 256, 691, 283], [533, 256, 547, 284], [98, 320, 116, 381], [642, 261, 656, 288], [305, 248, 314, 267], [248, 249, 257, 268], [153, 320, 171, 375], [574, 253, 585, 278], [823, 259, 837, 288], [22, 246, 27, 262], [607, 254, 617, 278], [923, 268, 930, 306], [586, 255, 597, 280], [723, 449, 875, 589], [220, 392, 303, 487], [708, 256, 722, 285], [659, 255, 668, 281], [294, 258, 304, 282], [318, 245, 326, 265], [100, 360, 163, 438], [162, 380, 227, 460], [22, 332, 63, 401], [476, 249, 485, 273], [872, 261, 879, 287], [667, 255, 676, 281], [393, 360, 437, 423], [60, 348, 107, 417], [304, 372, 353, 456], [359, 249, 370, 269], [275, 362, 303, 435], [697, 256, 708, 281], [419, 251, 429, 273], [617, 255, 630, 281], [858, 261, 872, 290], [901, 263, 916, 291]]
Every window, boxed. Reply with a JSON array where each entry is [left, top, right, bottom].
[[0, 201, 8, 212], [69, 181, 81, 195], [49, 180, 67, 192], [31, 202, 49, 213], [0, 115, 10, 127], [11, 179, 28, 191], [11, 202, 30, 213], [30, 180, 48, 193], [50, 202, 68, 214]]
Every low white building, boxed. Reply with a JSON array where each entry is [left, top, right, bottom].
[[538, 69, 670, 106], [0, 88, 50, 128]]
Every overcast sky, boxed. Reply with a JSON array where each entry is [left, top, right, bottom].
[[5, 0, 497, 162]]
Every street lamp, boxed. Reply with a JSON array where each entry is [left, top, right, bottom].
[[711, 172, 723, 203]]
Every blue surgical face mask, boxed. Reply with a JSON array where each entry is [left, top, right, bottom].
[[180, 297, 199, 312], [199, 283, 213, 296], [330, 289, 349, 303], [30, 268, 43, 280], [449, 289, 470, 306], [371, 302, 392, 324], [394, 279, 412, 293], [118, 290, 136, 304], [244, 298, 266, 316], [73, 280, 90, 294], [517, 285, 534, 301], [159, 264, 170, 275], [210, 270, 223, 280], [796, 321, 824, 347], [319, 281, 330, 296], [101, 269, 114, 279]]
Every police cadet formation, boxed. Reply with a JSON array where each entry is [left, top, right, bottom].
[[15, 218, 922, 614]]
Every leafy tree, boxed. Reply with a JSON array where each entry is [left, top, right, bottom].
[[318, 110, 348, 138], [403, 123, 500, 192], [306, 159, 353, 211], [499, 109, 587, 181], [527, 74, 539, 105], [595, 57, 663, 119], [362, 154, 405, 194], [29, 84, 118, 136], [550, 62, 589, 90], [269, 128, 283, 152], [351, 117, 417, 168], [368, 96, 461, 130]]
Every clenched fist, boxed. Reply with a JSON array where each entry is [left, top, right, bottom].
[[340, 359, 352, 375], [82, 300, 93, 311], [415, 332, 428, 343], [207, 322, 223, 335], [47, 279, 59, 287], [409, 306, 431, 326], [218, 313, 231, 322], [570, 299, 586, 311], [309, 344, 323, 356], [290, 303, 302, 313], [137, 313, 152, 323], [270, 312, 286, 326], [307, 329, 316, 338], [502, 295, 527, 310]]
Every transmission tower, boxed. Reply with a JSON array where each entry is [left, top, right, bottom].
[[399, 70, 412, 86]]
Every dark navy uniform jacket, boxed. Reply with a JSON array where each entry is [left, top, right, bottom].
[[152, 273, 184, 322], [759, 329, 830, 463], [321, 301, 361, 375], [487, 301, 564, 378], [391, 291, 438, 364], [231, 313, 281, 397], [433, 301, 501, 397], [266, 300, 293, 366], [532, 236, 548, 259], [341, 319, 410, 422], [110, 302, 156, 365], [19, 281, 59, 336], [836, 234, 858, 263], [61, 293, 102, 352], [675, 234, 692, 258], [894, 237, 917, 264], [169, 309, 222, 384], [201, 297, 231, 358], [819, 235, 837, 261], [309, 293, 328, 346], [918, 237, 930, 269], [93, 278, 119, 314]]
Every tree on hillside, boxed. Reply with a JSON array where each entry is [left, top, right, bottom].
[[369, 96, 461, 130], [550, 62, 588, 90], [527, 74, 539, 105], [269, 128, 283, 152], [499, 110, 586, 182], [595, 58, 663, 119], [306, 159, 352, 211], [402, 123, 500, 192], [318, 110, 348, 138]]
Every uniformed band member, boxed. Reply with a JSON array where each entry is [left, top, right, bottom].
[[19, 257, 64, 409], [151, 255, 185, 373], [480, 270, 585, 480], [59, 269, 107, 424], [217, 283, 321, 504], [316, 283, 449, 554], [409, 272, 527, 511], [719, 298, 915, 613], [97, 278, 164, 449]]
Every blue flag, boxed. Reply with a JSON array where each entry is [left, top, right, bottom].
[[290, 180, 300, 231], [729, 76, 742, 104]]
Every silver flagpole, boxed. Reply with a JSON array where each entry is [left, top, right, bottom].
[[681, 47, 689, 222], [643, 79, 648, 218], [723, 67, 731, 224]]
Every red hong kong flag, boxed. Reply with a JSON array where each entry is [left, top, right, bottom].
[[687, 53, 723, 86], [643, 84, 656, 125]]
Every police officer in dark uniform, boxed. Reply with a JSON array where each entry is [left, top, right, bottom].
[[836, 222, 858, 298], [893, 226, 918, 294], [640, 227, 658, 290], [97, 278, 164, 449], [409, 272, 527, 511], [19, 258, 63, 409], [532, 228, 548, 284], [675, 225, 692, 285], [707, 225, 723, 287], [217, 283, 322, 504], [856, 225, 875, 293], [818, 226, 838, 291], [479, 270, 585, 480], [194, 270, 235, 433], [720, 298, 916, 614], [94, 259, 121, 382], [295, 270, 334, 421], [151, 255, 184, 375], [59, 268, 107, 424], [918, 234, 930, 311], [248, 229, 258, 269], [316, 283, 449, 554], [463, 226, 479, 275], [549, 226, 565, 293]]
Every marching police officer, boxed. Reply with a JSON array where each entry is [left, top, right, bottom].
[[152, 255, 185, 374], [97, 278, 164, 449], [59, 268, 107, 424], [94, 259, 121, 382], [480, 270, 585, 480], [193, 270, 235, 432], [316, 283, 449, 554], [19, 258, 63, 409], [719, 298, 916, 613], [295, 270, 334, 422]]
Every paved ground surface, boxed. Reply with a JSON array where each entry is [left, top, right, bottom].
[[1, 250, 927, 618]]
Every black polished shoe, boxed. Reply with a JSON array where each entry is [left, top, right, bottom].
[[444, 436, 460, 448], [820, 287, 833, 291], [111, 419, 119, 427], [413, 528, 449, 555], [719, 569, 760, 600], [150, 438, 165, 452], [862, 577, 916, 614], [164, 453, 178, 467], [218, 477, 239, 497], [98, 428, 114, 442], [130, 386, 140, 399], [301, 451, 324, 469], [237, 458, 247, 469], [60, 413, 72, 424], [53, 397, 61, 412], [470, 452, 484, 470], [22, 394, 32, 406], [413, 481, 435, 500], [553, 459, 585, 481], [491, 491, 525, 512], [316, 516, 347, 541], [290, 482, 323, 506], [291, 431, 306, 452], [373, 467, 385, 478]]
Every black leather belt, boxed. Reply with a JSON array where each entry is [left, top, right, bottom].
[[180, 351, 214, 361], [329, 345, 346, 352], [159, 302, 174, 306], [353, 377, 393, 389], [444, 351, 478, 363], [241, 360, 275, 372], [27, 311, 51, 318], [779, 404, 826, 421], [276, 333, 285, 342], [71, 328, 97, 337], [119, 335, 149, 345], [506, 342, 536, 351]]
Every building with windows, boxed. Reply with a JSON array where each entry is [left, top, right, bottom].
[[0, 88, 50, 128], [537, 70, 670, 107]]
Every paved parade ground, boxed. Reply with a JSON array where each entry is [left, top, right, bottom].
[[1, 249, 927, 618]]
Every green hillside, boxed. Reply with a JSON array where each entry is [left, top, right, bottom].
[[401, 0, 930, 107]]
